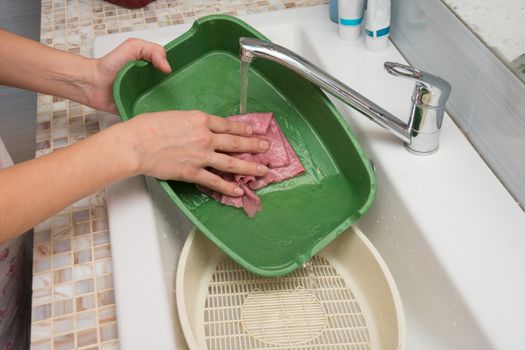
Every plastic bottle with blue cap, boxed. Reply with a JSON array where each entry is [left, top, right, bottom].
[[338, 0, 365, 41], [365, 0, 391, 52]]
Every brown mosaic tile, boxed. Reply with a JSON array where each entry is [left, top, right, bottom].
[[73, 236, 92, 251], [93, 231, 110, 246], [32, 320, 52, 342], [37, 121, 51, 131], [31, 339, 51, 350], [32, 303, 52, 322], [34, 243, 52, 260], [33, 287, 53, 306], [34, 229, 51, 245], [94, 245, 111, 260], [33, 272, 53, 290], [54, 315, 74, 334], [98, 306, 116, 324], [96, 275, 114, 291], [54, 283, 74, 301], [36, 130, 51, 143], [74, 249, 92, 264], [97, 289, 115, 307], [92, 219, 108, 233], [74, 221, 91, 236], [74, 263, 94, 281], [76, 293, 96, 312], [72, 209, 90, 223], [91, 206, 107, 219], [52, 239, 71, 254], [54, 267, 73, 284], [76, 310, 97, 330], [51, 213, 71, 227], [95, 260, 112, 276], [33, 257, 52, 273], [36, 140, 51, 151], [53, 253, 72, 269], [75, 279, 95, 295], [54, 333, 75, 350], [100, 322, 118, 342], [54, 299, 74, 317], [77, 327, 98, 347], [53, 224, 72, 241]]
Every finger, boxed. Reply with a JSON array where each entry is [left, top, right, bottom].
[[194, 169, 245, 197], [207, 115, 253, 136], [212, 134, 270, 153], [150, 50, 172, 74], [126, 38, 172, 74], [207, 153, 268, 176]]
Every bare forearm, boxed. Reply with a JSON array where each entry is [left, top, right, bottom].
[[0, 29, 94, 105], [0, 123, 137, 243]]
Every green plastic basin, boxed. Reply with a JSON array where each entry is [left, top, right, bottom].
[[113, 15, 376, 276]]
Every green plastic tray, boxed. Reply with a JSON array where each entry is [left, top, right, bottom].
[[113, 15, 376, 276]]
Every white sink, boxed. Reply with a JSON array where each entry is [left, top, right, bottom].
[[94, 5, 525, 350]]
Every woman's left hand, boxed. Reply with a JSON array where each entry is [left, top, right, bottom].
[[86, 38, 172, 113]]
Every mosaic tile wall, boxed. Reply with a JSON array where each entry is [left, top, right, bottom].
[[30, 1, 326, 349]]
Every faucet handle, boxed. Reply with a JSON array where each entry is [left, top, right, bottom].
[[384, 62, 451, 108]]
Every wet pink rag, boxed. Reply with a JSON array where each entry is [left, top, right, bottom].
[[197, 112, 305, 217]]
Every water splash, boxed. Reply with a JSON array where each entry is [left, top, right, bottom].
[[303, 259, 318, 292], [239, 60, 249, 114]]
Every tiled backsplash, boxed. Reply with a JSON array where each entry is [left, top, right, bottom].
[[442, 0, 525, 71], [390, 0, 525, 209]]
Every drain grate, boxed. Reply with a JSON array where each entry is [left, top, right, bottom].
[[241, 287, 327, 346], [204, 255, 371, 350]]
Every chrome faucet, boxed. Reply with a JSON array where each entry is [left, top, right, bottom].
[[239, 37, 451, 155]]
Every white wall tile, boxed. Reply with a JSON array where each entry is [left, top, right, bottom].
[[391, 0, 525, 208]]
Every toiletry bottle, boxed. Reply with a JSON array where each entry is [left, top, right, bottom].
[[365, 0, 390, 51], [338, 0, 365, 41]]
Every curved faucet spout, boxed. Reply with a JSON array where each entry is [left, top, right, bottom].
[[239, 37, 451, 155]]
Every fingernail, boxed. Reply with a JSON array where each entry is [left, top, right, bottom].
[[246, 125, 252, 135], [234, 187, 244, 195], [257, 164, 268, 173], [259, 140, 270, 150]]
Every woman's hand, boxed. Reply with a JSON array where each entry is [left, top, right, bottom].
[[120, 110, 270, 196], [87, 38, 172, 113], [0, 31, 171, 111]]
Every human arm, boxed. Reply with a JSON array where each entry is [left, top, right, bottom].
[[0, 110, 269, 243], [0, 31, 269, 243], [0, 29, 171, 113]]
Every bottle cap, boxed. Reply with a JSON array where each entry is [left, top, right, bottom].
[[339, 24, 361, 41], [366, 35, 389, 52]]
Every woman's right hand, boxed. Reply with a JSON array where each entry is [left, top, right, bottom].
[[120, 110, 270, 197]]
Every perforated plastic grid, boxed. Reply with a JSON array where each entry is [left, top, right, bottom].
[[204, 255, 371, 349]]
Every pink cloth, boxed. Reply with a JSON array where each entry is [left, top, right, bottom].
[[198, 113, 305, 217]]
